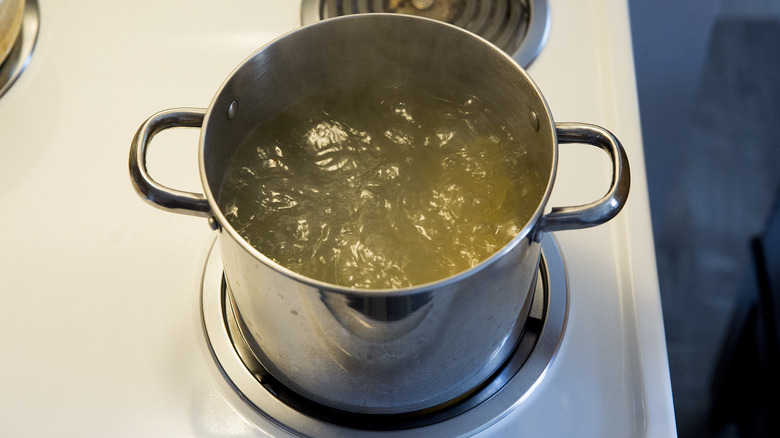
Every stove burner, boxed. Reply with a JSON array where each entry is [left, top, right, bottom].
[[300, 0, 550, 68], [201, 235, 567, 437], [0, 0, 39, 99]]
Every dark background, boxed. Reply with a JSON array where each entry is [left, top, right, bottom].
[[629, 0, 780, 436]]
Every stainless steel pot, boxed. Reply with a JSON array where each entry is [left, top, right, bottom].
[[0, 0, 24, 66], [129, 14, 629, 415]]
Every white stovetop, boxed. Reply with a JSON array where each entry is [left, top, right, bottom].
[[0, 0, 675, 436]]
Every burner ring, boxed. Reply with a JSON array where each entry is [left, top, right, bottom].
[[200, 235, 567, 437], [300, 0, 550, 68]]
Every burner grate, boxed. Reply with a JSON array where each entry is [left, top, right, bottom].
[[300, 0, 550, 68]]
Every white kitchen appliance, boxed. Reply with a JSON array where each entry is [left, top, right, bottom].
[[0, 0, 675, 436]]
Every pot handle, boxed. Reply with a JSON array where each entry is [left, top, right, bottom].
[[538, 123, 631, 232], [129, 108, 212, 218]]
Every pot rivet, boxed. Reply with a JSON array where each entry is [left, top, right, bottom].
[[208, 217, 220, 231], [227, 99, 239, 120], [529, 111, 539, 131]]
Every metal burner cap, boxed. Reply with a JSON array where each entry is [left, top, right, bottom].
[[301, 0, 550, 68]]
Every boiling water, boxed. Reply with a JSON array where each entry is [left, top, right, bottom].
[[218, 85, 543, 289]]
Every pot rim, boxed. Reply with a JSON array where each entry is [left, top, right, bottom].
[[199, 13, 558, 296]]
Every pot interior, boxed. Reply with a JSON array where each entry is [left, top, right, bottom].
[[201, 14, 556, 287]]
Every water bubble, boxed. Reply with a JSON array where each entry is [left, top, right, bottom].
[[472, 196, 492, 212], [276, 241, 292, 257], [294, 218, 310, 241], [224, 203, 238, 218], [459, 95, 483, 115], [472, 222, 490, 234], [384, 128, 413, 146], [436, 129, 455, 145], [377, 164, 400, 180], [394, 106, 414, 122], [262, 158, 284, 169]]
